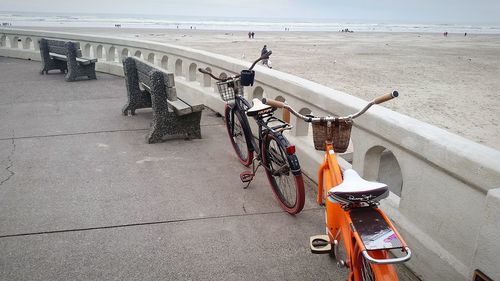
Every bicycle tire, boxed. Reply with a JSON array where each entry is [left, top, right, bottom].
[[262, 133, 305, 214], [224, 104, 253, 167]]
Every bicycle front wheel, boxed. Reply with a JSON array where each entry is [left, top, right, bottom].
[[224, 104, 253, 166], [262, 133, 305, 214]]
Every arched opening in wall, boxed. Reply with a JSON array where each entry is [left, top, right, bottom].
[[121, 48, 129, 60], [24, 37, 33, 49], [188, 63, 197, 81], [253, 86, 264, 100], [215, 72, 228, 93], [134, 50, 142, 59], [0, 35, 6, 47], [147, 53, 155, 64], [295, 108, 312, 136], [364, 146, 403, 197], [108, 47, 117, 62], [89, 45, 96, 58], [84, 44, 91, 57], [274, 96, 289, 123], [175, 59, 183, 76], [219, 72, 228, 79], [12, 36, 20, 48], [96, 45, 106, 60], [161, 55, 168, 70], [203, 67, 212, 87]]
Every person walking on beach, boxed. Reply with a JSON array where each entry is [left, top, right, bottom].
[[248, 32, 251, 39], [251, 32, 255, 39], [261, 45, 271, 68]]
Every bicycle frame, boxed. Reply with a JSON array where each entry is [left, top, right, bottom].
[[229, 94, 298, 172], [319, 142, 409, 280]]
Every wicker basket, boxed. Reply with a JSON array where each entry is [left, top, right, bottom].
[[312, 119, 353, 153], [217, 78, 243, 101]]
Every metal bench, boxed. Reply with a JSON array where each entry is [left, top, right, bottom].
[[121, 56, 204, 143], [39, 38, 97, 82]]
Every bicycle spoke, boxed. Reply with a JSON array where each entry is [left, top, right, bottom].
[[225, 106, 252, 166], [266, 138, 297, 208]]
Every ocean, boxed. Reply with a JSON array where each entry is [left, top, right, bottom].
[[1, 12, 500, 34]]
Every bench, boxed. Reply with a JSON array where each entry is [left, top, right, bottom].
[[39, 38, 97, 82], [121, 56, 204, 143]]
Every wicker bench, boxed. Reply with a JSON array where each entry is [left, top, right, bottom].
[[122, 57, 204, 143], [39, 38, 97, 82]]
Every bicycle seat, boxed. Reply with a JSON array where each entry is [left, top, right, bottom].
[[328, 169, 388, 204], [247, 98, 275, 117]]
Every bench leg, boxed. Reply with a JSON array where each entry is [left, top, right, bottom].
[[122, 57, 152, 115], [40, 59, 66, 75], [65, 72, 76, 82], [146, 111, 202, 144]]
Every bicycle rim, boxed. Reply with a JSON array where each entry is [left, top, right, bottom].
[[225, 105, 253, 166], [262, 134, 305, 214]]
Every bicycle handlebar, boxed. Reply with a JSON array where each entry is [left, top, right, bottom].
[[262, 91, 399, 123], [374, 91, 399, 104], [197, 51, 273, 82], [197, 67, 228, 81]]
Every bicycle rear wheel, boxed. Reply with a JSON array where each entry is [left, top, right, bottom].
[[262, 133, 305, 214], [224, 104, 253, 166]]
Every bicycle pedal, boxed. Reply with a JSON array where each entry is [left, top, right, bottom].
[[240, 171, 254, 183], [310, 235, 332, 254]]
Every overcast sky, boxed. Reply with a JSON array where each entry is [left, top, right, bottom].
[[1, 0, 500, 24]]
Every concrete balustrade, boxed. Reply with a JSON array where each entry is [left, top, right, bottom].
[[1, 28, 499, 281]]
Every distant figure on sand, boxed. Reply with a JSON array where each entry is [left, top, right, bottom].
[[465, 32, 467, 36], [248, 32, 251, 39], [261, 45, 271, 68], [251, 32, 255, 39], [444, 32, 448, 37]]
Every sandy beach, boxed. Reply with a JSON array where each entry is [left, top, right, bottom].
[[26, 27, 500, 150]]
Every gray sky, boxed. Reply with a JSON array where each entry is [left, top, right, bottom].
[[1, 0, 500, 24]]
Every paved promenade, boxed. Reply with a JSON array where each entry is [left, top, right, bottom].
[[0, 58, 417, 280]]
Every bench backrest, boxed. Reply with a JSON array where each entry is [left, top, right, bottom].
[[40, 38, 82, 57], [132, 57, 177, 101]]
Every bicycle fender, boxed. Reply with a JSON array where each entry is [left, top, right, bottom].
[[274, 133, 302, 175]]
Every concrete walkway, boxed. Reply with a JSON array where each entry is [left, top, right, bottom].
[[0, 58, 417, 280]]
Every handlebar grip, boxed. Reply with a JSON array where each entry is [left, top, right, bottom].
[[198, 67, 211, 74], [374, 91, 399, 104], [262, 98, 285, 108]]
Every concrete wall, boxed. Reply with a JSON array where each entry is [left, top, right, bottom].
[[1, 28, 499, 281]]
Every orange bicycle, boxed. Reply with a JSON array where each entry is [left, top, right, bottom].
[[263, 92, 411, 280]]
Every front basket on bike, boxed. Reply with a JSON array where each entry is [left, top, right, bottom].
[[217, 78, 242, 101], [312, 119, 352, 153]]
